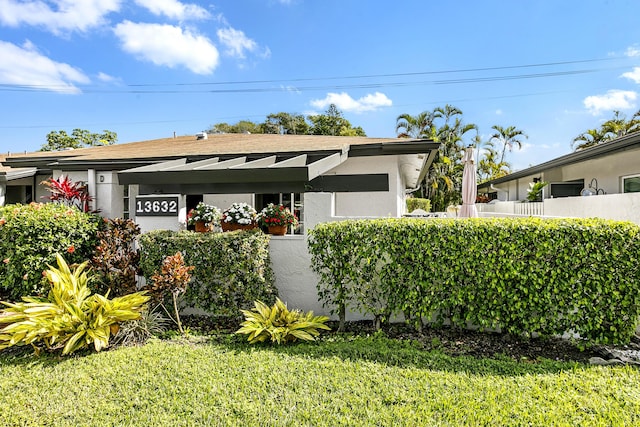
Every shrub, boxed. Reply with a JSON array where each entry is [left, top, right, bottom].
[[0, 254, 149, 355], [308, 217, 640, 346], [0, 203, 100, 301], [139, 230, 277, 318], [147, 252, 194, 334], [112, 307, 168, 347], [236, 298, 330, 344], [406, 197, 431, 213], [91, 218, 141, 296]]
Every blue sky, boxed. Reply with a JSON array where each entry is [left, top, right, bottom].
[[1, 0, 640, 170]]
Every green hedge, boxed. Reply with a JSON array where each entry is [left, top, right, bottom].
[[0, 203, 100, 300], [139, 230, 277, 318], [308, 218, 640, 346]]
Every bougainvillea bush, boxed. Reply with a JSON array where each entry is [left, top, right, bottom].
[[0, 203, 100, 301]]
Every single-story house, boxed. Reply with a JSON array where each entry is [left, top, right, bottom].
[[0, 155, 38, 206], [477, 131, 640, 224], [2, 133, 439, 315]]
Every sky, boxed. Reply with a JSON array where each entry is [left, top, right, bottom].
[[1, 0, 640, 171]]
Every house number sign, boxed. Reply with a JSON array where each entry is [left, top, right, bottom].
[[135, 196, 179, 216]]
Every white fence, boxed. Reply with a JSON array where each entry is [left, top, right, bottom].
[[477, 193, 640, 225]]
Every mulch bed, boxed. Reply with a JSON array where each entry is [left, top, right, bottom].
[[183, 315, 640, 364]]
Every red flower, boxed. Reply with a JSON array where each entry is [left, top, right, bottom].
[[67, 245, 75, 254], [0, 218, 5, 226]]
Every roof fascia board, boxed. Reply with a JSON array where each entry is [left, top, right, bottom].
[[119, 167, 310, 186]]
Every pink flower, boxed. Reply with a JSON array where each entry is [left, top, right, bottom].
[[22, 273, 28, 280], [2, 258, 9, 264]]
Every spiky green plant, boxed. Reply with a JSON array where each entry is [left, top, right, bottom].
[[236, 298, 330, 345], [0, 254, 149, 355]]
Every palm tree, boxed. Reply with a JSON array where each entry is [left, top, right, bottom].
[[477, 140, 511, 182], [395, 111, 436, 139], [571, 128, 606, 151], [572, 110, 640, 151], [489, 125, 528, 164]]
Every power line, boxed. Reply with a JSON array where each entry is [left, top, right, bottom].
[[0, 57, 626, 94]]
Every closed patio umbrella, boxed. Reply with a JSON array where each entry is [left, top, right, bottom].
[[459, 146, 478, 218]]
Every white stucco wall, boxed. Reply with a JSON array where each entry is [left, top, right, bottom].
[[330, 156, 403, 217], [95, 172, 124, 218], [204, 194, 253, 210], [560, 149, 640, 195]]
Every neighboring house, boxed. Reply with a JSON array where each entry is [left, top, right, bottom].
[[2, 134, 438, 316], [0, 155, 40, 206], [477, 132, 640, 224]]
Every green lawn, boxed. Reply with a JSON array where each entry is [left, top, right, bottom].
[[1, 335, 639, 426]]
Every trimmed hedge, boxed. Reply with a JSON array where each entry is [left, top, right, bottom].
[[139, 230, 277, 318], [308, 217, 640, 346], [0, 203, 100, 300]]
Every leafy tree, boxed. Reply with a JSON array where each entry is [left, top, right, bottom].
[[261, 112, 310, 135], [308, 104, 366, 136], [40, 129, 117, 151], [489, 125, 528, 164], [207, 120, 263, 134]]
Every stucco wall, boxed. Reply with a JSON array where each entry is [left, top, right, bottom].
[[560, 149, 640, 195], [330, 156, 403, 217]]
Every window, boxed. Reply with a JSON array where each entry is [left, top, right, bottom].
[[122, 186, 129, 219], [622, 174, 640, 193], [255, 193, 304, 235]]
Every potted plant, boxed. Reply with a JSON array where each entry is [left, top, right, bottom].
[[187, 202, 221, 232], [257, 203, 298, 235], [221, 202, 257, 231]]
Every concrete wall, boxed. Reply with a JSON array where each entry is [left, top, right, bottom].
[[478, 192, 640, 224]]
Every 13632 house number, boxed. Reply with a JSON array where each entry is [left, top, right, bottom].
[[135, 197, 179, 216]]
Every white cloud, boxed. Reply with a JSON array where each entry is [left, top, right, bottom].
[[96, 72, 119, 83], [622, 67, 640, 84], [114, 21, 219, 74], [0, 40, 89, 93], [217, 27, 257, 59], [495, 109, 503, 116], [583, 90, 637, 115], [625, 46, 640, 57], [0, 0, 121, 34], [310, 92, 393, 113], [134, 0, 209, 20]]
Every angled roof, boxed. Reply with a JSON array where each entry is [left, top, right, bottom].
[[2, 134, 439, 191], [0, 155, 37, 183], [479, 131, 640, 187], [3, 133, 437, 167]]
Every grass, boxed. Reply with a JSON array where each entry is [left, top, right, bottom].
[[1, 334, 639, 426]]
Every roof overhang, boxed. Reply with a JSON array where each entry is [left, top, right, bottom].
[[117, 152, 348, 186], [0, 167, 37, 183]]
